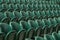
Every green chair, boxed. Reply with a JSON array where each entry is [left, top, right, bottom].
[[52, 32, 60, 40], [8, 4, 14, 11], [4, 11, 15, 22], [20, 21, 35, 38], [9, 22, 26, 40], [44, 34, 54, 40], [29, 11, 35, 20], [35, 36, 44, 40], [34, 20, 42, 36], [45, 10, 51, 18], [25, 38, 32, 40], [34, 11, 41, 19], [0, 23, 16, 40], [40, 11, 46, 18], [0, 27, 5, 40], [14, 4, 21, 11], [50, 10, 54, 17]]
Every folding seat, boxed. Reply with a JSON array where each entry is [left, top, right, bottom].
[[40, 11, 46, 18], [0, 27, 5, 40], [49, 18, 58, 33], [58, 10, 60, 16], [14, 4, 20, 12], [34, 20, 43, 36], [43, 19, 52, 34], [28, 4, 34, 11], [1, 4, 7, 12], [50, 4, 54, 10], [42, 4, 47, 10], [0, 13, 6, 22], [5, 0, 15, 4], [52, 32, 60, 40], [58, 31, 60, 36], [34, 11, 41, 19], [38, 4, 43, 10], [55, 17, 60, 32], [45, 10, 51, 18], [9, 22, 26, 40], [20, 4, 24, 11], [0, 23, 16, 40], [46, 4, 50, 10], [24, 11, 30, 20], [0, 0, 7, 4], [4, 11, 15, 22], [21, 11, 29, 20], [20, 21, 35, 38], [35, 20, 43, 36], [28, 11, 35, 20], [49, 10, 54, 18], [33, 4, 38, 11], [35, 36, 44, 40], [8, 4, 15, 12], [25, 38, 32, 40], [44, 34, 54, 40], [54, 10, 59, 17], [1, 4, 8, 12]]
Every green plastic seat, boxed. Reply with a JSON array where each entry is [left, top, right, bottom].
[[38, 4, 43, 10], [29, 11, 35, 19], [13, 11, 23, 22], [9, 22, 26, 40], [25, 38, 32, 40], [14, 4, 21, 11], [20, 4, 24, 11], [28, 4, 33, 11], [52, 32, 60, 40], [41, 19, 46, 29], [58, 10, 60, 16], [5, 0, 15, 3], [56, 17, 60, 25], [20, 21, 34, 38], [35, 20, 42, 36], [0, 23, 16, 40], [21, 11, 27, 20], [0, 27, 5, 40], [15, 0, 20, 3], [8, 4, 14, 11], [46, 18, 52, 28], [44, 34, 54, 40], [51, 18, 57, 27], [0, 4, 8, 12], [54, 10, 58, 17], [43, 19, 52, 34], [0, 13, 6, 22], [40, 11, 46, 18], [58, 31, 60, 36], [34, 11, 41, 19], [18, 11, 23, 21], [46, 4, 50, 10], [25, 11, 30, 20], [33, 4, 38, 11], [45, 10, 51, 18], [28, 20, 39, 30], [35, 36, 44, 40], [0, 12, 10, 23], [50, 11, 54, 17], [4, 11, 15, 22]]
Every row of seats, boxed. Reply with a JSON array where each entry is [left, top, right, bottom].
[[34, 31, 60, 40], [0, 4, 60, 11], [0, 0, 58, 4], [0, 11, 60, 23], [0, 17, 60, 40]]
